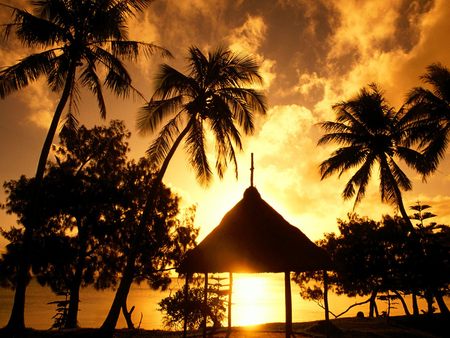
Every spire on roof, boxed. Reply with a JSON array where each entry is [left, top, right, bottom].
[[250, 153, 255, 187]]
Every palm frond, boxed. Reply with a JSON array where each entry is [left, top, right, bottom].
[[2, 3, 65, 47], [152, 64, 193, 100], [395, 146, 430, 177], [319, 146, 367, 179], [110, 40, 172, 61], [185, 117, 212, 185], [47, 52, 71, 92], [137, 96, 184, 135], [342, 154, 375, 206], [422, 63, 450, 103], [0, 50, 56, 98], [146, 114, 183, 166], [79, 61, 106, 119], [387, 157, 412, 192], [317, 132, 361, 146], [89, 46, 132, 97], [218, 87, 267, 133]]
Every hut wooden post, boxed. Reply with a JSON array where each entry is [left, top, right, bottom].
[[202, 273, 208, 338], [284, 271, 292, 338], [228, 272, 233, 332], [323, 270, 330, 322], [183, 274, 189, 338]]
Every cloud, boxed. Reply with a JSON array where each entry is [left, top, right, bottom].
[[228, 15, 277, 90]]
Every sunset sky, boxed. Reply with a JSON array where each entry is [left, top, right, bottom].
[[1, 0, 450, 252]]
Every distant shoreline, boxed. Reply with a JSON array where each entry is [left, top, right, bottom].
[[0, 314, 448, 338]]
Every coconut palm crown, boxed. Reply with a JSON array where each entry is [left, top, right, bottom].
[[405, 63, 450, 173], [137, 46, 267, 185], [318, 84, 430, 226], [0, 0, 170, 180]]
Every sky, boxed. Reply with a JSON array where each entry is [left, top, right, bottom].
[[1, 0, 450, 251]]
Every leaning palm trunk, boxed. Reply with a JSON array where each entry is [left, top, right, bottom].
[[101, 125, 191, 332], [393, 184, 414, 230], [5, 65, 76, 331]]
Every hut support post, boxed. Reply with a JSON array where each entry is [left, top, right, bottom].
[[183, 274, 189, 338], [202, 273, 208, 338], [284, 271, 292, 338], [323, 270, 330, 322], [228, 272, 233, 333]]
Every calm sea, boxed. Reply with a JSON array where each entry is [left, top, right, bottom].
[[0, 273, 436, 330]]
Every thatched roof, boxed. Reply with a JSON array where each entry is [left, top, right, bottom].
[[178, 186, 332, 273]]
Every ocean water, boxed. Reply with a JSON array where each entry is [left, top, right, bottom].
[[0, 273, 438, 330]]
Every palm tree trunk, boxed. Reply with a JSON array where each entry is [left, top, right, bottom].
[[101, 124, 192, 332], [392, 184, 414, 230], [5, 63, 76, 332]]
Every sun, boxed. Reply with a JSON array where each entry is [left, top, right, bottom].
[[232, 274, 270, 326]]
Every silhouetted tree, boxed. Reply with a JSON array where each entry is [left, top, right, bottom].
[[0, 121, 198, 329], [101, 46, 267, 332], [293, 213, 450, 317], [158, 275, 226, 331], [318, 84, 430, 228], [405, 63, 450, 173], [0, 0, 169, 330]]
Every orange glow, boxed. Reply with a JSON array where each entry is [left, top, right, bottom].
[[232, 274, 269, 326]]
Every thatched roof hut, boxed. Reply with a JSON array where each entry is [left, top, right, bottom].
[[178, 186, 332, 338], [178, 186, 331, 273]]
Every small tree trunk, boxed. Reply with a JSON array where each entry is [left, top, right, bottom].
[[121, 301, 135, 329], [392, 290, 411, 316], [66, 224, 88, 329], [183, 274, 189, 338], [66, 280, 82, 329], [434, 292, 449, 315], [424, 290, 434, 314], [368, 290, 378, 318], [411, 293, 419, 316], [100, 257, 135, 333]]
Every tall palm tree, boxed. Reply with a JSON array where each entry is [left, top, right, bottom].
[[101, 46, 267, 331], [0, 0, 169, 330], [318, 84, 430, 228], [405, 63, 450, 173]]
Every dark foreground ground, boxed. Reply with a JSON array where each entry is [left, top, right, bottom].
[[0, 314, 448, 338]]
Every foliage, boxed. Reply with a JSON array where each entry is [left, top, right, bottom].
[[405, 63, 450, 173], [293, 212, 450, 317], [158, 276, 226, 331], [137, 46, 267, 185], [48, 291, 70, 330], [318, 84, 430, 226], [0, 121, 199, 328]]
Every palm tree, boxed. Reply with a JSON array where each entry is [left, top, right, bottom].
[[101, 46, 267, 331], [318, 84, 430, 228], [405, 63, 450, 173], [0, 0, 169, 330]]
